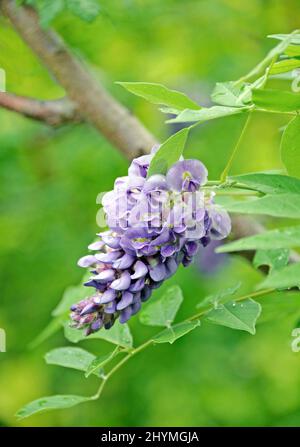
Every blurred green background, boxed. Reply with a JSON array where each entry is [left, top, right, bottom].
[[1, 0, 300, 427]]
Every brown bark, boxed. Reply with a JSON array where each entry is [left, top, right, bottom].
[[0, 0, 157, 159], [0, 92, 80, 125]]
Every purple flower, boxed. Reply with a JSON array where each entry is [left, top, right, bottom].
[[77, 255, 97, 268], [207, 206, 232, 240], [70, 149, 231, 335], [166, 159, 208, 192], [110, 271, 131, 291], [131, 260, 148, 279], [116, 291, 134, 310], [128, 154, 152, 178]]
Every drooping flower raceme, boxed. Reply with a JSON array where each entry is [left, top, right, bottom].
[[70, 148, 231, 335]]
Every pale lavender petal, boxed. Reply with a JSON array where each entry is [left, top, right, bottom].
[[173, 224, 186, 234], [209, 206, 231, 240], [100, 233, 121, 249], [143, 174, 168, 194], [93, 269, 116, 283], [116, 291, 134, 310], [77, 255, 97, 268], [100, 288, 117, 304], [149, 263, 167, 281], [131, 260, 148, 279], [128, 175, 145, 190], [110, 271, 131, 291], [128, 154, 152, 178], [114, 175, 129, 188], [113, 253, 135, 269], [95, 250, 122, 263], [88, 240, 105, 251], [129, 277, 145, 292], [80, 302, 99, 316]]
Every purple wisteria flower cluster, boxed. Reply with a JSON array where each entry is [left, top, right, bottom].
[[70, 147, 231, 335]]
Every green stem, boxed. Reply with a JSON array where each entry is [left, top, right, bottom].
[[234, 30, 300, 85], [205, 180, 261, 193], [91, 378, 106, 400], [205, 180, 259, 193], [205, 189, 260, 197], [90, 339, 154, 400], [255, 108, 297, 116], [206, 180, 222, 186], [220, 112, 252, 183], [90, 287, 275, 402], [228, 182, 262, 192], [188, 287, 275, 322]]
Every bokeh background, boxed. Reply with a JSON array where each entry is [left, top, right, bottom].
[[1, 0, 300, 427]]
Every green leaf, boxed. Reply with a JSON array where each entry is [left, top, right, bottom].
[[258, 262, 300, 290], [64, 321, 133, 349], [45, 347, 96, 373], [85, 349, 120, 378], [253, 249, 290, 272], [117, 82, 200, 111], [269, 58, 300, 75], [159, 106, 182, 115], [205, 299, 261, 335], [147, 128, 189, 177], [16, 395, 90, 420], [285, 45, 300, 57], [153, 320, 200, 344], [217, 225, 300, 253], [212, 77, 266, 109], [66, 0, 101, 22], [219, 193, 300, 218], [281, 116, 300, 179], [269, 33, 300, 46], [252, 89, 300, 112], [166, 105, 247, 124], [211, 82, 246, 107], [230, 172, 300, 194], [139, 285, 183, 327], [196, 283, 241, 310], [242, 32, 298, 83], [259, 291, 300, 323]]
